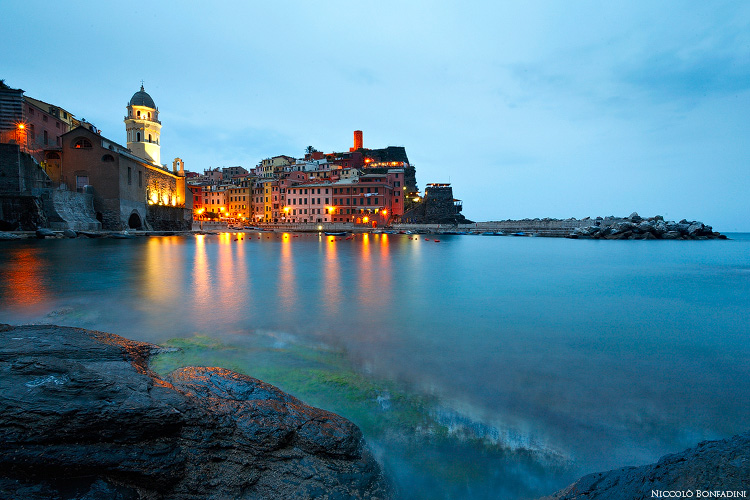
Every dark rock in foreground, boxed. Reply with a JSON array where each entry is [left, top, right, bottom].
[[0, 324, 389, 499], [541, 432, 750, 500]]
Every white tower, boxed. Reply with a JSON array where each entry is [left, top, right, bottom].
[[124, 84, 161, 165]]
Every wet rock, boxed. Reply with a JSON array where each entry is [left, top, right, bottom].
[[628, 212, 642, 222], [35, 228, 55, 239], [661, 231, 683, 239], [0, 324, 390, 500], [541, 432, 750, 500]]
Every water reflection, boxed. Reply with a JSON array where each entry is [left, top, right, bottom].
[[0, 246, 49, 309], [278, 233, 297, 309], [323, 234, 341, 316], [192, 235, 211, 310]]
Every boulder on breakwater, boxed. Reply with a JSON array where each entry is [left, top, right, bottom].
[[541, 432, 750, 499], [570, 213, 726, 240], [0, 324, 390, 499]]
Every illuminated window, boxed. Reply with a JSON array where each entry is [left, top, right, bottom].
[[73, 138, 92, 149]]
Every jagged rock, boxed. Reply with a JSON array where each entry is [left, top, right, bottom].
[[0, 324, 390, 500], [637, 221, 655, 233], [35, 228, 55, 239], [653, 221, 668, 235], [62, 229, 77, 238], [628, 212, 642, 222], [661, 231, 683, 240], [541, 432, 750, 500]]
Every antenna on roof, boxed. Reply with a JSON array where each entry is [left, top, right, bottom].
[[140, 79, 145, 90]]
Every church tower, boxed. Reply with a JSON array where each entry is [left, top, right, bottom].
[[124, 84, 161, 165]]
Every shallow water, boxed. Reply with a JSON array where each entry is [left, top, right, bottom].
[[1, 232, 749, 499]]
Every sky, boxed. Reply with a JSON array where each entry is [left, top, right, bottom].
[[2, 1, 749, 230]]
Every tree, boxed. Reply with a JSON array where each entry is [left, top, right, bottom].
[[305, 146, 319, 154]]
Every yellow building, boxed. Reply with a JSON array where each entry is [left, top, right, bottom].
[[226, 175, 254, 222]]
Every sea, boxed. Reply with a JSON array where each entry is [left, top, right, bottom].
[[1, 231, 749, 499]]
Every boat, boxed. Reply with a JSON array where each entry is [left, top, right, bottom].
[[481, 231, 505, 236], [324, 231, 347, 236]]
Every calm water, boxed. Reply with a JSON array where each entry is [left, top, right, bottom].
[[1, 232, 749, 499]]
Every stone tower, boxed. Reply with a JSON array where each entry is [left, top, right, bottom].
[[124, 85, 161, 165]]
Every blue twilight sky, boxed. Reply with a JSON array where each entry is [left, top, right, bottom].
[[2, 1, 749, 230]]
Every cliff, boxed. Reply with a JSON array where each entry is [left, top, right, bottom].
[[0, 324, 389, 499]]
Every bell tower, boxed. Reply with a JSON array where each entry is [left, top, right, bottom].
[[124, 84, 161, 165]]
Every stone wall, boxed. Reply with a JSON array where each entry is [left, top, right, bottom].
[[0, 194, 47, 230], [0, 143, 50, 195], [146, 205, 192, 231], [42, 188, 101, 231]]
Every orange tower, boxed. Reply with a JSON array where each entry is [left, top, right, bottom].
[[353, 130, 363, 151]]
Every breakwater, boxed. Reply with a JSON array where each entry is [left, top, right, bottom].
[[394, 213, 725, 239]]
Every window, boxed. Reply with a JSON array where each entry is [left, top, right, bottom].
[[28, 107, 34, 115], [102, 154, 115, 162], [76, 175, 89, 192], [136, 132, 141, 142], [128, 167, 132, 185], [43, 130, 48, 145], [43, 115, 48, 122], [139, 171, 143, 187], [73, 138, 92, 149], [137, 110, 141, 117], [148, 134, 152, 143]]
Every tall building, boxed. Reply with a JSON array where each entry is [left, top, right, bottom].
[[124, 85, 161, 165]]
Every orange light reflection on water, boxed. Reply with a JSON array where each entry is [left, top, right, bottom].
[[279, 233, 297, 309], [323, 233, 341, 315], [1, 246, 49, 308], [144, 237, 184, 307]]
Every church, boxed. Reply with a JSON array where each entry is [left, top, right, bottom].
[[46, 85, 191, 230]]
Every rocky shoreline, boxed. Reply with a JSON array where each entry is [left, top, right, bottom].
[[1, 323, 746, 499], [0, 324, 389, 499], [543, 432, 750, 499]]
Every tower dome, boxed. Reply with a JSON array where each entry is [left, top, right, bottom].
[[129, 85, 156, 108]]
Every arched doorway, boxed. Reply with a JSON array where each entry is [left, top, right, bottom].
[[128, 212, 142, 229]]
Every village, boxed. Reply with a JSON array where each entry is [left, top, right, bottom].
[[0, 80, 467, 233]]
